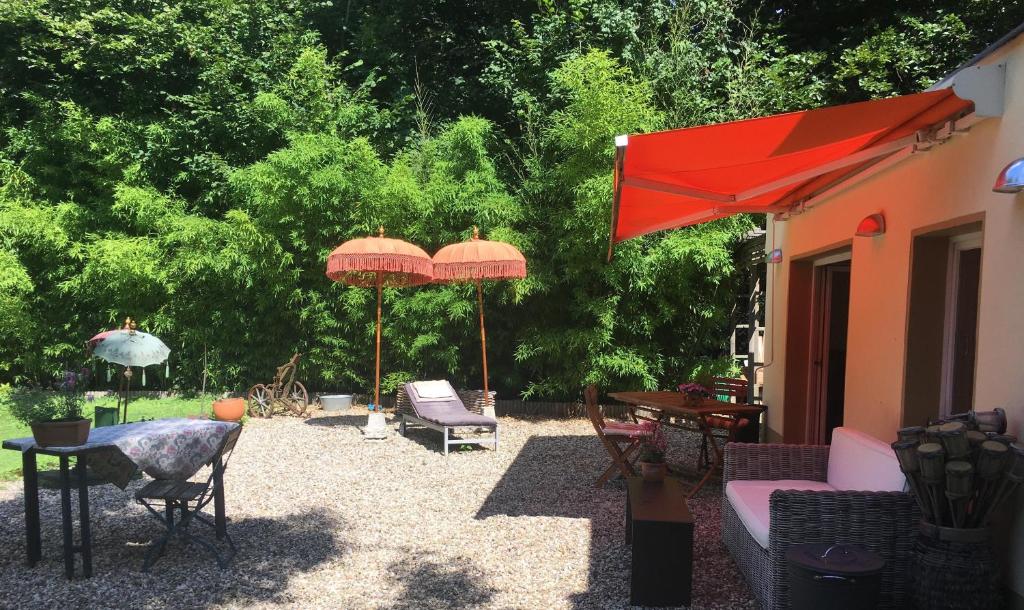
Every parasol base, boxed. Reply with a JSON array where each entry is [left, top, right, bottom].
[[361, 412, 389, 440], [481, 405, 496, 420]]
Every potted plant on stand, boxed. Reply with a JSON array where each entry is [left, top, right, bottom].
[[9, 368, 93, 447], [637, 423, 668, 483]]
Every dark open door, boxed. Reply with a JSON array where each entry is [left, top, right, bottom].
[[809, 263, 851, 444]]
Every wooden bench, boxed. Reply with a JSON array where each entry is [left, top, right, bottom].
[[625, 477, 694, 607]]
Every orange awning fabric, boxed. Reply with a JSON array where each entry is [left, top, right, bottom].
[[610, 89, 973, 245]]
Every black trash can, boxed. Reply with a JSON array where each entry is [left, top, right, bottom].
[[786, 543, 885, 610]]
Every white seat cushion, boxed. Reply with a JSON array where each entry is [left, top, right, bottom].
[[826, 427, 907, 492], [726, 480, 836, 549]]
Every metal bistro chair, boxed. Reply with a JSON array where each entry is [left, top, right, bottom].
[[135, 426, 242, 572]]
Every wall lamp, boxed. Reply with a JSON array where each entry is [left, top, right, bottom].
[[767, 248, 783, 264], [855, 213, 886, 237], [993, 158, 1024, 193]]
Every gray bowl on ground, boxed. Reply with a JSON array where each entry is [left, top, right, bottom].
[[320, 394, 353, 412]]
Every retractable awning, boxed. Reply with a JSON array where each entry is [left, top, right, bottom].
[[609, 88, 975, 247]]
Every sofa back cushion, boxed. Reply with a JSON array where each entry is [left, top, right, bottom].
[[827, 427, 907, 491]]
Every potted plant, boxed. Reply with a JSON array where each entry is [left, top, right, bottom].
[[212, 395, 246, 422], [637, 423, 669, 483], [677, 382, 712, 406], [9, 369, 93, 447]]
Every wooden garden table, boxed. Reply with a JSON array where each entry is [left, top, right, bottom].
[[608, 391, 764, 498]]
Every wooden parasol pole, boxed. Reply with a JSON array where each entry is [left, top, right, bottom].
[[477, 278, 490, 409], [374, 271, 383, 407]]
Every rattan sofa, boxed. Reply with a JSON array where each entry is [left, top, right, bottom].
[[722, 429, 920, 609]]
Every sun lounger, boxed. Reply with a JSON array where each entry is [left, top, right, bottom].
[[398, 380, 498, 455]]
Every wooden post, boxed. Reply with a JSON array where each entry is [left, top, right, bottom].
[[374, 271, 383, 407], [477, 279, 490, 409]]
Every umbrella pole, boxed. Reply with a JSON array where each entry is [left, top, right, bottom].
[[123, 367, 132, 424], [477, 279, 490, 409], [375, 271, 383, 408]]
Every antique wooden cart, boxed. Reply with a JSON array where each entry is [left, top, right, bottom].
[[246, 353, 309, 417]]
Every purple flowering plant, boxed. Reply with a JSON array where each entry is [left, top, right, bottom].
[[677, 382, 712, 398], [7, 367, 93, 424]]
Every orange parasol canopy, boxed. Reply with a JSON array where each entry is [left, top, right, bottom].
[[432, 227, 527, 409], [325, 227, 433, 407], [432, 227, 526, 282], [326, 227, 434, 287]]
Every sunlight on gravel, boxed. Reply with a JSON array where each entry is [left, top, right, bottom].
[[0, 410, 754, 609]]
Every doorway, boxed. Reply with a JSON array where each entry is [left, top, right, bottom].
[[941, 234, 982, 416], [808, 259, 851, 444]]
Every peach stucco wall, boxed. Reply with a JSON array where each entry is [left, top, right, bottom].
[[762, 35, 1024, 599]]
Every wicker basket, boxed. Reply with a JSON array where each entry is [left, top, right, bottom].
[[911, 521, 1000, 610]]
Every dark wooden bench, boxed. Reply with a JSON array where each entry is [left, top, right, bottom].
[[625, 476, 694, 607]]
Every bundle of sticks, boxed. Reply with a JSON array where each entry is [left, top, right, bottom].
[[892, 412, 1024, 529]]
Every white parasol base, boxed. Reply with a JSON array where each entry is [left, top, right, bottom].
[[362, 412, 389, 440]]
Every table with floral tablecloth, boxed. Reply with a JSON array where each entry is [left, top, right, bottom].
[[4, 418, 240, 488]]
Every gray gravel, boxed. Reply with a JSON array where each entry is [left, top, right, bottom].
[[0, 411, 755, 609]]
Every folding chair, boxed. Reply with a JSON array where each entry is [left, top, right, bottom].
[[135, 426, 242, 571], [584, 385, 651, 488]]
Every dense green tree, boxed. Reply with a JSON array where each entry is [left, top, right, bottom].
[[0, 0, 1016, 399]]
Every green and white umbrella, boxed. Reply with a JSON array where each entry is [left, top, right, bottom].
[[89, 323, 170, 423]]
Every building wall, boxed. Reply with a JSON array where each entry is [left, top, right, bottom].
[[762, 36, 1024, 598]]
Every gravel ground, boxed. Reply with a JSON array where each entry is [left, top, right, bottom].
[[0, 411, 755, 610]]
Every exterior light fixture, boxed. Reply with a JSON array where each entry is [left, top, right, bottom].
[[855, 213, 886, 237], [993, 158, 1024, 193], [767, 248, 783, 263]]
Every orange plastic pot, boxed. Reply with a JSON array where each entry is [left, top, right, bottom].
[[213, 398, 246, 422]]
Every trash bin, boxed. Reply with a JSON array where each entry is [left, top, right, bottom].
[[786, 543, 885, 610], [94, 406, 119, 427]]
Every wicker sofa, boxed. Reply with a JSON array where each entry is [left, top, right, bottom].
[[722, 428, 921, 609]]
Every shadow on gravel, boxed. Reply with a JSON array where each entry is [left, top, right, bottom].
[[387, 552, 495, 610], [0, 483, 346, 609], [395, 425, 493, 456], [304, 414, 369, 428]]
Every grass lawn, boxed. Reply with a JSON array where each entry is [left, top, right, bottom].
[[0, 395, 216, 481]]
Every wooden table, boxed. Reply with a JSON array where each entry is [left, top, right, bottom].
[[625, 477, 694, 607], [609, 391, 764, 497]]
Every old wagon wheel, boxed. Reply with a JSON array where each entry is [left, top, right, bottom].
[[288, 382, 309, 416], [247, 384, 273, 418]]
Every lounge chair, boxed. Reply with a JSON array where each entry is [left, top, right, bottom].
[[398, 380, 498, 455]]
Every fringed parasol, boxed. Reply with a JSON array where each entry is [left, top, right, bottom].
[[326, 227, 433, 408], [432, 227, 526, 409]]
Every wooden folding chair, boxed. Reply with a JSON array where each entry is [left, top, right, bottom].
[[584, 385, 650, 488]]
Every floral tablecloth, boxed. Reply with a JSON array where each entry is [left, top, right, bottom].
[[5, 419, 240, 488]]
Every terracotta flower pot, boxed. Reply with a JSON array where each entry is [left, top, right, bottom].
[[213, 398, 246, 422], [639, 461, 666, 483], [30, 418, 91, 447]]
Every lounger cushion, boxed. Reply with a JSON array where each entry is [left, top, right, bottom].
[[405, 382, 497, 427], [826, 427, 907, 492], [412, 380, 455, 400], [725, 479, 836, 549]]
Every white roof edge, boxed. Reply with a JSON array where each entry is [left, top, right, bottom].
[[931, 21, 1024, 90]]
